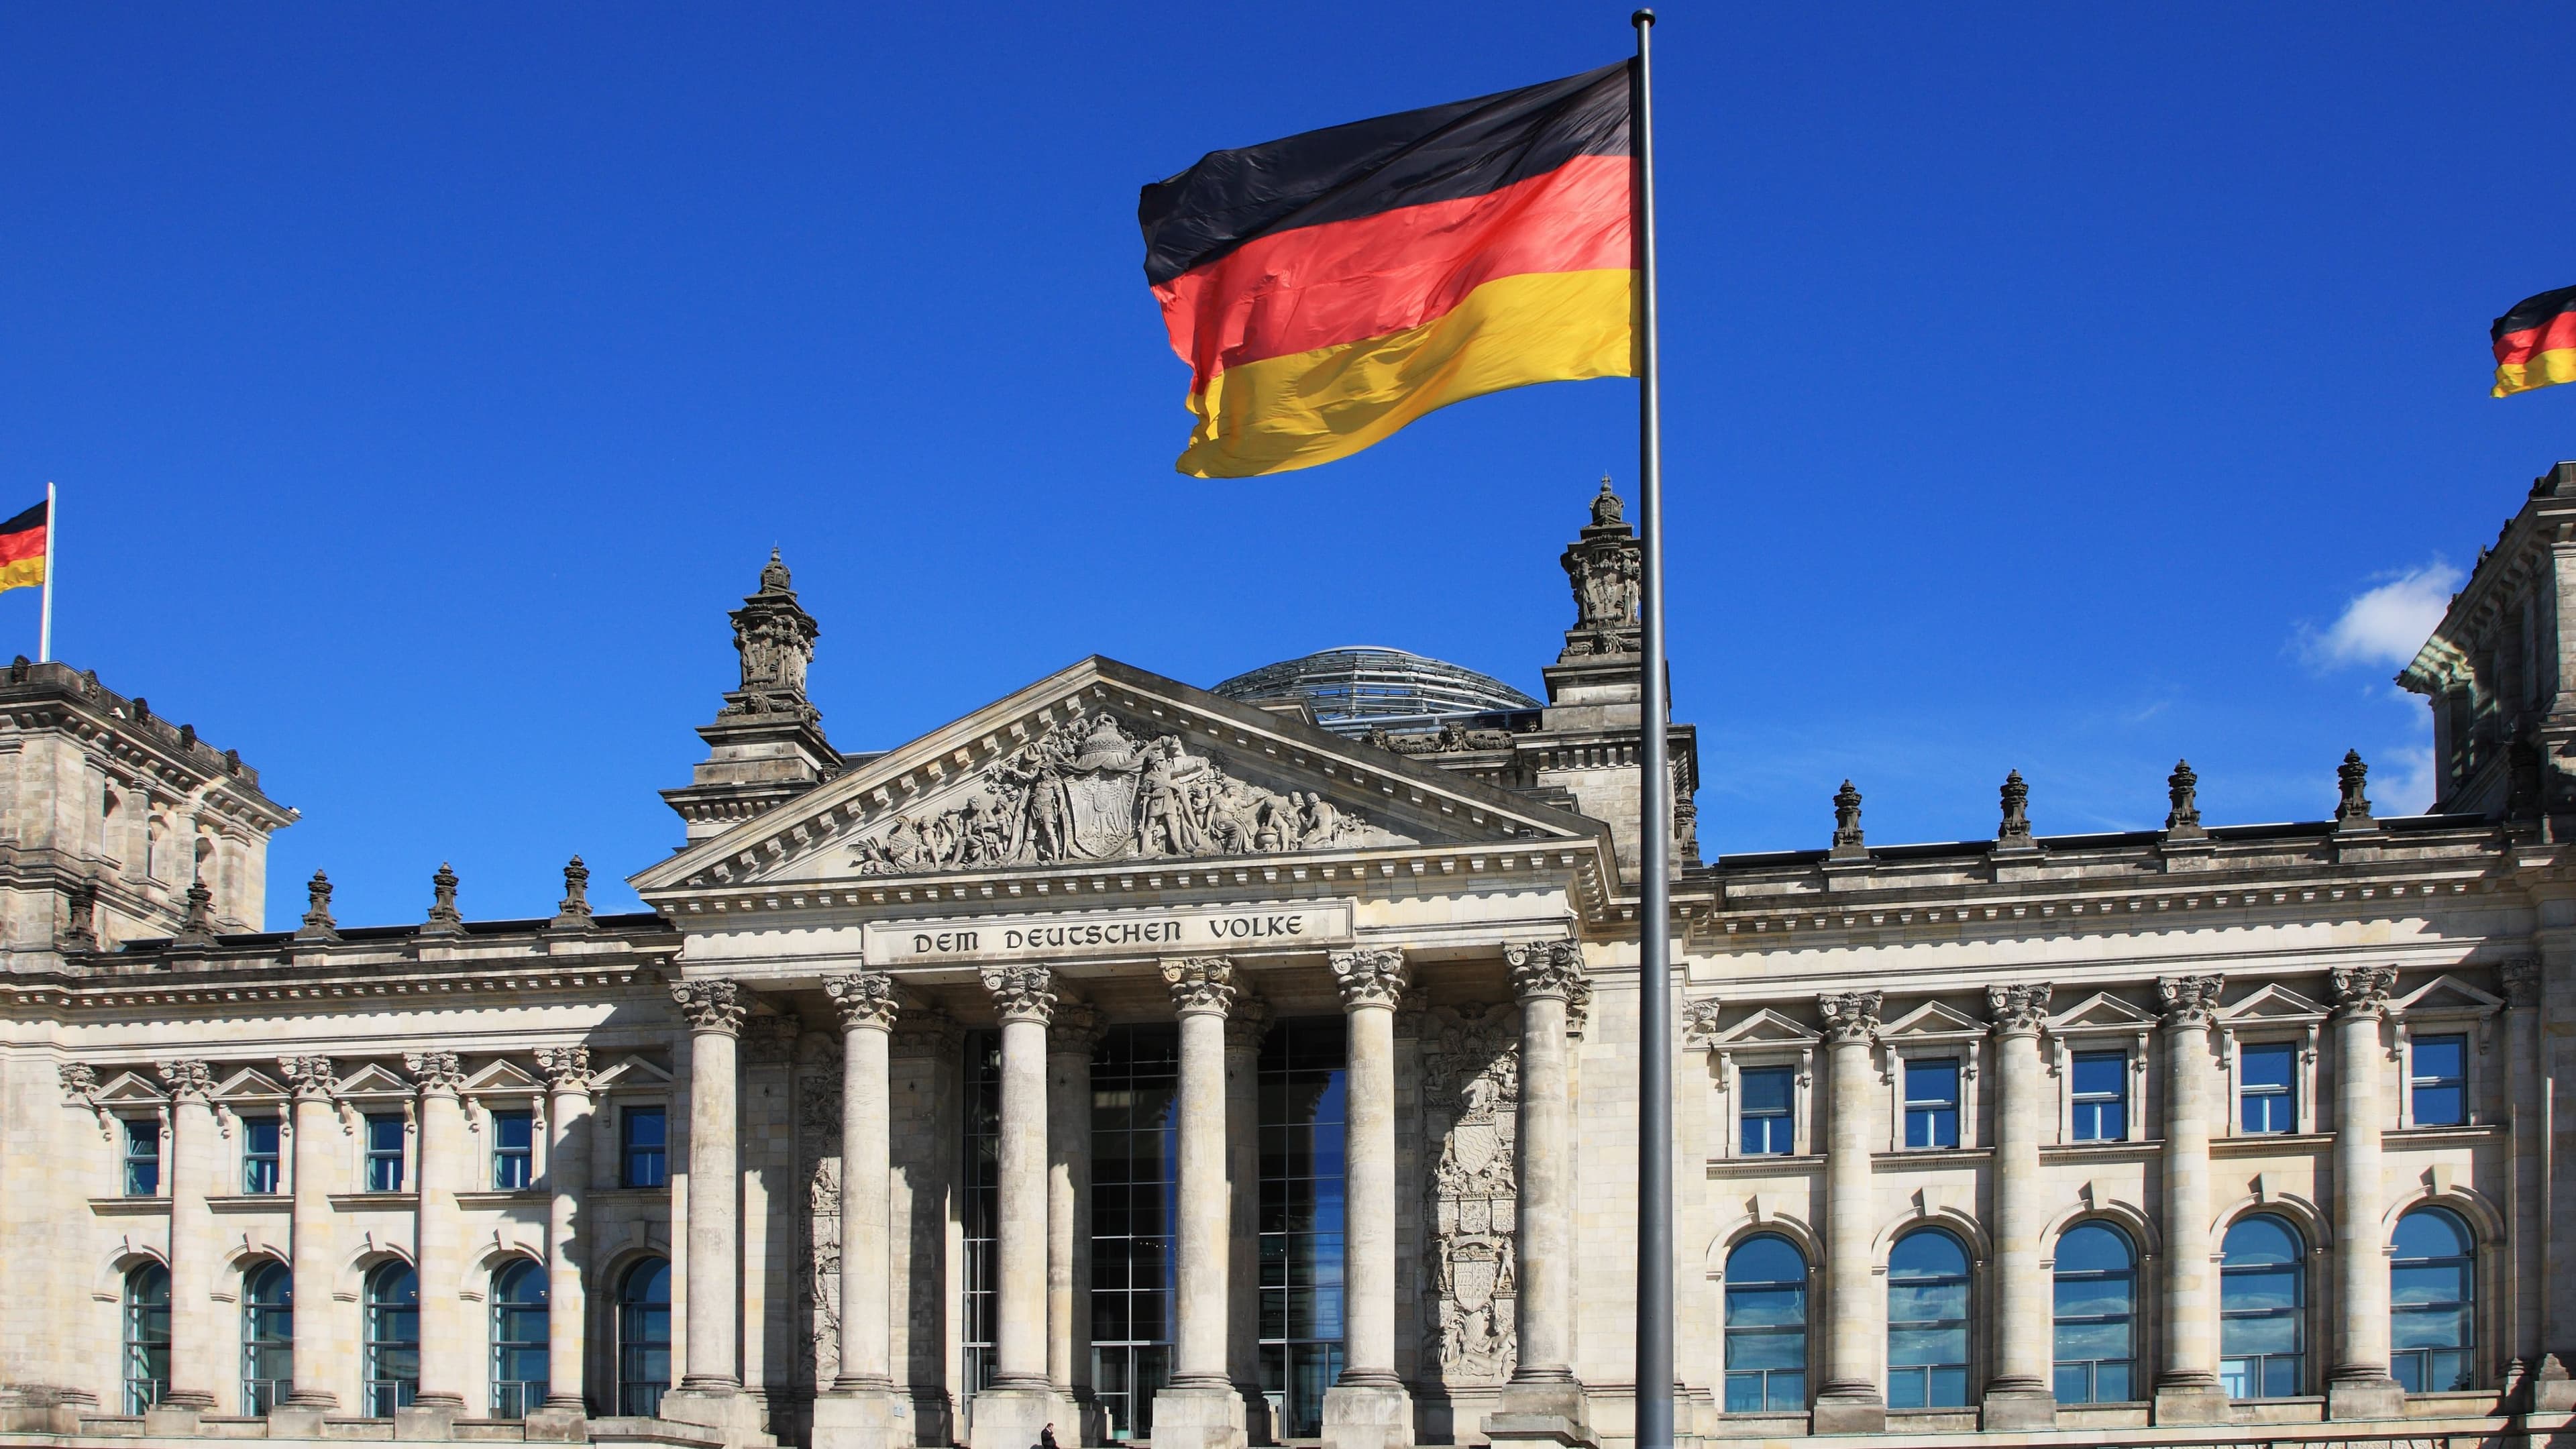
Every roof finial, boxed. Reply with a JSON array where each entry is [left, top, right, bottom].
[[1590, 474, 1625, 527], [759, 547, 792, 595]]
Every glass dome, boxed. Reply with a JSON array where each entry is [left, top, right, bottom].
[[1211, 646, 1540, 737]]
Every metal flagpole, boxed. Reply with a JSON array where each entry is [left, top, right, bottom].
[[38, 481, 56, 663], [1629, 12, 1674, 1449]]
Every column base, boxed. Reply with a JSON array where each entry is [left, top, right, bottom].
[[1978, 1387, 2057, 1430], [969, 1383, 1076, 1449], [1147, 1383, 1248, 1449], [1484, 1381, 1593, 1449], [0, 1389, 89, 1436], [394, 1402, 462, 1440], [813, 1384, 906, 1449], [1320, 1383, 1414, 1449], [2150, 1381, 2234, 1425], [523, 1403, 592, 1442], [1809, 1393, 1887, 1436], [267, 1405, 332, 1440], [659, 1385, 779, 1449], [2326, 1373, 2406, 1421], [1232, 1381, 1273, 1446], [142, 1401, 207, 1437]]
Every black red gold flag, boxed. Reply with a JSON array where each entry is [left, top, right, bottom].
[[2493, 284, 2576, 398], [1139, 62, 1635, 478], [0, 502, 47, 594]]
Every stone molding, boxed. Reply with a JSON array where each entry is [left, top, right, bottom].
[[1504, 941, 1583, 1002], [1331, 947, 1409, 1012], [980, 965, 1056, 1025], [1163, 956, 1236, 1016], [2157, 973, 2224, 1027], [1817, 991, 1882, 1044], [1986, 983, 2052, 1036], [671, 980, 747, 1034], [824, 972, 900, 1033]]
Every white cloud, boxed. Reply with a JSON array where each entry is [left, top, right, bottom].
[[2375, 743, 2437, 816], [2308, 561, 2462, 670]]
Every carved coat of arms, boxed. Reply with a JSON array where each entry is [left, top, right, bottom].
[[1423, 1004, 1520, 1385]]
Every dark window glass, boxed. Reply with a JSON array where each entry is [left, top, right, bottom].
[[123, 1265, 171, 1413], [242, 1118, 281, 1195], [2390, 1208, 2474, 1393], [490, 1260, 549, 1417], [1888, 1230, 1970, 1407], [2070, 1051, 2127, 1142], [1739, 1067, 1795, 1156], [2052, 1224, 2136, 1403], [1723, 1234, 1807, 1412], [1903, 1060, 1960, 1150], [241, 1261, 292, 1414], [1090, 1026, 1177, 1442], [623, 1108, 666, 1189], [123, 1118, 160, 1196], [1260, 1018, 1347, 1440], [616, 1259, 671, 1417], [962, 1034, 1005, 1409], [2220, 1214, 2306, 1397], [362, 1263, 419, 1416], [492, 1110, 535, 1190], [364, 1114, 406, 1193], [2239, 1043, 2298, 1134], [2410, 1036, 2467, 1128]]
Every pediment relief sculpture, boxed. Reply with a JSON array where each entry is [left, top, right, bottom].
[[845, 708, 1413, 875]]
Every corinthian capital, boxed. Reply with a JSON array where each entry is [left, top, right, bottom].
[[825, 972, 901, 1033], [671, 980, 747, 1034], [2329, 965, 2397, 1019], [2501, 958, 2541, 1008], [1986, 983, 2053, 1035], [156, 1059, 215, 1102], [1818, 991, 1882, 1044], [534, 1046, 592, 1091], [2157, 974, 2224, 1027], [280, 1056, 337, 1100], [1051, 1000, 1108, 1056], [1163, 957, 1236, 1016], [1224, 993, 1273, 1055], [981, 965, 1056, 1025], [1331, 948, 1409, 1011], [403, 1050, 466, 1094], [1505, 941, 1585, 1002]]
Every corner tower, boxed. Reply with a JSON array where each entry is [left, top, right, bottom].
[[661, 551, 843, 842]]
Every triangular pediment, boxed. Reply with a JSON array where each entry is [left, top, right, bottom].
[[463, 1060, 542, 1095], [2220, 983, 2326, 1022], [590, 1055, 673, 1091], [632, 655, 1602, 897], [2394, 974, 2504, 1016], [1695, 1006, 1819, 1046], [1883, 1000, 1986, 1037], [93, 1070, 165, 1104], [215, 1067, 286, 1101], [332, 1063, 415, 1098], [2049, 991, 2157, 1032]]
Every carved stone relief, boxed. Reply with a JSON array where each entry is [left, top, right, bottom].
[[795, 1047, 844, 1391], [1419, 1000, 1521, 1386], [846, 709, 1411, 875]]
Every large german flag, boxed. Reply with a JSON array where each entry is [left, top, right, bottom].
[[2492, 284, 2576, 398], [0, 502, 46, 595], [1140, 62, 1634, 478]]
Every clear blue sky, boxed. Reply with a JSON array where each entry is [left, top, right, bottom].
[[5, 4, 2572, 929]]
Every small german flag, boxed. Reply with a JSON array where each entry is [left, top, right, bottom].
[[1140, 62, 1635, 478], [2491, 284, 2576, 398], [0, 501, 48, 595]]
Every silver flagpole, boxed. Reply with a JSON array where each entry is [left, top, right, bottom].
[[1629, 12, 1674, 1449], [38, 481, 56, 663]]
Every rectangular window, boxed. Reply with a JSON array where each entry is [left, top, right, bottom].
[[623, 1107, 667, 1189], [491, 1110, 535, 1189], [1260, 1018, 1348, 1441], [1089, 1026, 1177, 1442], [2410, 1035, 2467, 1127], [242, 1118, 282, 1195], [963, 1035, 1005, 1408], [1903, 1059, 1960, 1149], [2239, 1042, 2298, 1134], [1738, 1066, 1796, 1155], [2070, 1051, 2128, 1142], [123, 1118, 161, 1196], [364, 1114, 406, 1192]]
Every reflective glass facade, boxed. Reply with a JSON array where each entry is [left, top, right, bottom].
[[1258, 1018, 1347, 1438]]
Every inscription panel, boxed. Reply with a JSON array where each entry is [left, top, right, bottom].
[[862, 900, 1353, 965]]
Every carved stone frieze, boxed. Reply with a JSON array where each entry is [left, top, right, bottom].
[[826, 972, 901, 1033], [1419, 1001, 1520, 1385], [280, 1056, 337, 1099], [1164, 957, 1236, 1016], [844, 708, 1409, 876], [1331, 948, 1408, 1011], [981, 965, 1056, 1025], [1986, 983, 2053, 1034], [2157, 974, 2224, 1027], [672, 980, 747, 1034]]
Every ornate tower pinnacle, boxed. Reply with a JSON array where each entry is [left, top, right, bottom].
[[1557, 477, 1643, 663], [723, 549, 820, 722], [662, 551, 842, 843]]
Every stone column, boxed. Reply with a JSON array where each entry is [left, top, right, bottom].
[[1049, 1002, 1109, 1446], [279, 1056, 342, 1424], [529, 1048, 594, 1441], [663, 981, 757, 1442], [2326, 967, 2404, 1419], [2152, 975, 2229, 1424], [1813, 992, 1886, 1434], [817, 973, 903, 1449], [1982, 985, 2055, 1428], [150, 1061, 218, 1428], [1224, 997, 1273, 1443], [2503, 961, 2553, 1402], [401, 1051, 470, 1432], [1323, 950, 1413, 1449], [1484, 942, 1590, 1444], [1151, 958, 1249, 1449], [971, 965, 1067, 1449]]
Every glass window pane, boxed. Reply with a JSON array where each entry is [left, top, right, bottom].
[[2096, 1362, 2131, 1401], [2222, 1216, 2303, 1267], [2222, 1315, 2302, 1355], [1904, 1059, 1959, 1105], [2412, 1036, 2465, 1082], [1726, 1332, 1806, 1371], [2394, 1208, 2471, 1260], [2413, 1085, 2465, 1126], [2262, 1356, 2303, 1398], [2241, 1043, 2296, 1089], [2054, 1320, 2131, 1358], [1739, 1068, 1792, 1114], [2391, 1307, 2473, 1349], [1890, 1231, 1968, 1277], [1888, 1327, 1968, 1366], [1726, 1287, 1806, 1328], [2053, 1365, 2089, 1403]]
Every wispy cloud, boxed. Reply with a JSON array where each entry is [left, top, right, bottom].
[[2302, 561, 2461, 671], [2376, 743, 2438, 815]]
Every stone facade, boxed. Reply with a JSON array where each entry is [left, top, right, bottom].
[[8, 468, 2576, 1449]]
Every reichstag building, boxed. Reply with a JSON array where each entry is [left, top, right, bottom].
[[5, 466, 2575, 1449]]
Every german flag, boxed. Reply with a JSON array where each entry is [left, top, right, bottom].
[[0, 502, 46, 595], [1140, 62, 1634, 478], [2492, 284, 2576, 398]]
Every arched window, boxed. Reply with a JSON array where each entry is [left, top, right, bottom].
[[2392, 1208, 2475, 1393], [2220, 1214, 2306, 1399], [616, 1259, 672, 1417], [122, 1264, 170, 1413], [1888, 1230, 1971, 1408], [1722, 1234, 1808, 1412], [490, 1260, 549, 1419], [241, 1260, 292, 1415], [362, 1263, 420, 1417], [2051, 1223, 2137, 1404]]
